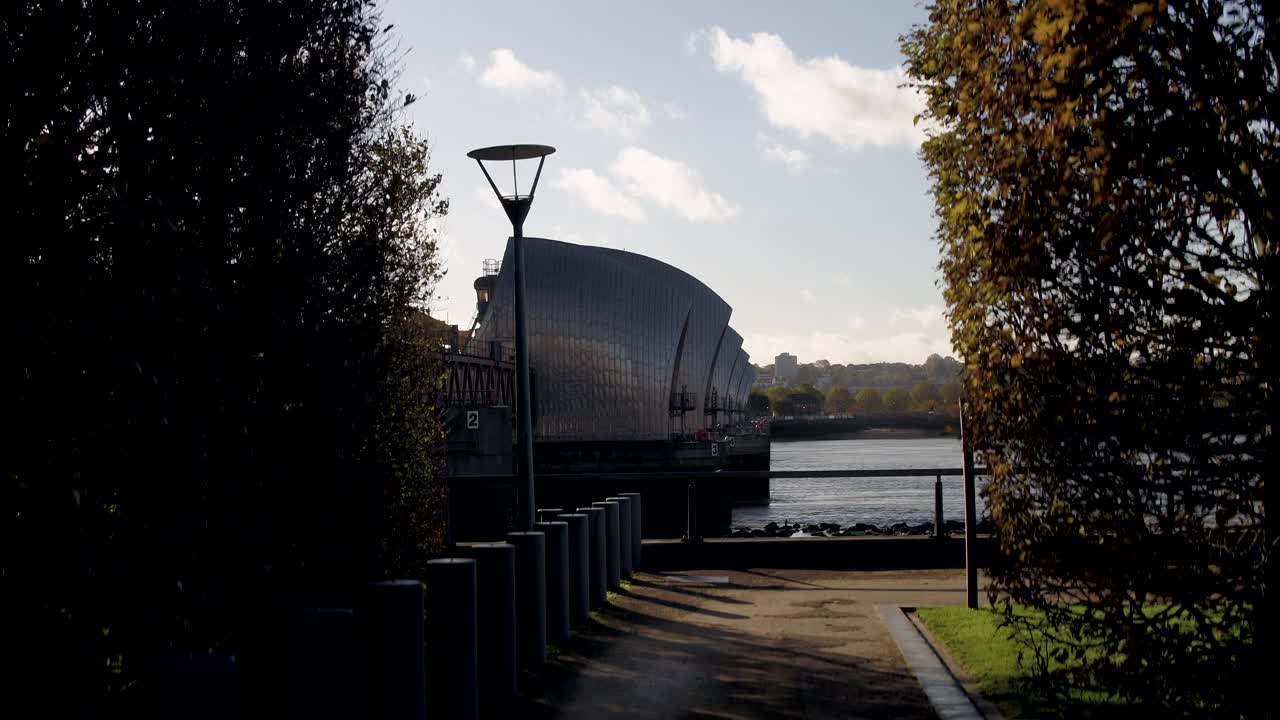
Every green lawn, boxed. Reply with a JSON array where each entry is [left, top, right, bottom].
[[915, 607, 1127, 719]]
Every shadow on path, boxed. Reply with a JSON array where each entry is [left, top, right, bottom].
[[513, 569, 962, 720]]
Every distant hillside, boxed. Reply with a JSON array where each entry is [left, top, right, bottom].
[[754, 353, 962, 389]]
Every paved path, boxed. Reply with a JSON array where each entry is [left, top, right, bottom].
[[518, 568, 988, 720]]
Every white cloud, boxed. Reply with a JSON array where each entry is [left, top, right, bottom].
[[837, 272, 853, 287], [577, 86, 652, 139], [889, 304, 946, 329], [472, 184, 501, 212], [610, 147, 741, 223], [663, 101, 690, 121], [683, 30, 706, 56], [757, 132, 811, 173], [847, 315, 866, 330], [800, 288, 818, 304], [457, 54, 477, 72], [555, 168, 647, 222], [477, 48, 565, 97], [742, 331, 954, 365], [707, 27, 926, 149]]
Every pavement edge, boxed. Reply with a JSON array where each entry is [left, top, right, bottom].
[[877, 605, 994, 720]]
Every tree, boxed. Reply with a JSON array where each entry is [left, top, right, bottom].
[[4, 0, 448, 711], [748, 389, 771, 414], [855, 387, 884, 414], [939, 382, 962, 407], [765, 384, 790, 412], [904, 0, 1274, 713], [910, 382, 942, 411], [884, 387, 911, 412], [825, 386, 853, 415], [923, 353, 954, 381]]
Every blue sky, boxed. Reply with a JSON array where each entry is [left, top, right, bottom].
[[385, 0, 953, 365]]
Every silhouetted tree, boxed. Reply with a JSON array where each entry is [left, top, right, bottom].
[[905, 0, 1274, 713], [3, 0, 448, 713]]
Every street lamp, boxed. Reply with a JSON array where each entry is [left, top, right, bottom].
[[468, 143, 555, 531]]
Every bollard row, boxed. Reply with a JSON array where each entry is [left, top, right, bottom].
[[259, 493, 642, 718]]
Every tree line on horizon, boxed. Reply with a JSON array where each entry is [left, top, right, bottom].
[[750, 380, 961, 417], [752, 353, 962, 391]]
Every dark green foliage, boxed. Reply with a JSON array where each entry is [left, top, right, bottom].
[[905, 0, 1275, 714], [2, 0, 448, 713], [748, 389, 771, 413]]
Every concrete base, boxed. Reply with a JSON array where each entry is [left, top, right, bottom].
[[455, 542, 517, 711], [617, 492, 643, 568], [284, 608, 355, 720], [505, 531, 547, 666], [577, 507, 608, 607], [606, 496, 633, 579], [361, 580, 425, 720], [556, 514, 591, 626], [425, 559, 479, 720], [533, 521, 571, 645], [591, 501, 622, 590]]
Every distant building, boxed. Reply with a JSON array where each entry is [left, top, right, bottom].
[[754, 374, 775, 387], [775, 352, 798, 384]]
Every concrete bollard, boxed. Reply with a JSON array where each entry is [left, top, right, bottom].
[[505, 531, 547, 666], [426, 559, 479, 720], [361, 580, 425, 720], [606, 496, 633, 580], [532, 521, 571, 645], [157, 653, 239, 720], [455, 542, 517, 712], [536, 507, 565, 522], [618, 492, 643, 569], [577, 506, 608, 608], [285, 608, 355, 720], [555, 513, 591, 626], [591, 501, 622, 590]]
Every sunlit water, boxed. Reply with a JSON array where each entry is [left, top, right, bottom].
[[731, 437, 986, 528]]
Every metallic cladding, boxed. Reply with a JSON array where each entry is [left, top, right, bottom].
[[706, 327, 742, 418], [731, 348, 754, 415], [473, 237, 747, 442]]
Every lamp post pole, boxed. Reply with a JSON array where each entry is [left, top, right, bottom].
[[468, 144, 555, 532], [511, 210, 535, 531]]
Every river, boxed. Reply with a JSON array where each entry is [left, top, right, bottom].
[[731, 437, 984, 529]]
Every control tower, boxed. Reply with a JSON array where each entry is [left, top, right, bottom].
[[471, 258, 500, 331]]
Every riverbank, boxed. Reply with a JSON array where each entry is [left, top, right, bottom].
[[721, 518, 991, 538]]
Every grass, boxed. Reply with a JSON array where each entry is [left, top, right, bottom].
[[915, 607, 1128, 719]]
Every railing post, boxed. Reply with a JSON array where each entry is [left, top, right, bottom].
[[933, 475, 944, 540], [960, 399, 979, 609], [683, 479, 701, 543]]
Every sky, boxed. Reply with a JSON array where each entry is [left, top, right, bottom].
[[385, 0, 954, 366]]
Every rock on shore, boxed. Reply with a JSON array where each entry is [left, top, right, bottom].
[[722, 518, 990, 539]]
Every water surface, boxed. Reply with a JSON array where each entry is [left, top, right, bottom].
[[731, 437, 983, 528]]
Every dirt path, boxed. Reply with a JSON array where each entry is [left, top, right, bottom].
[[518, 568, 986, 719]]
